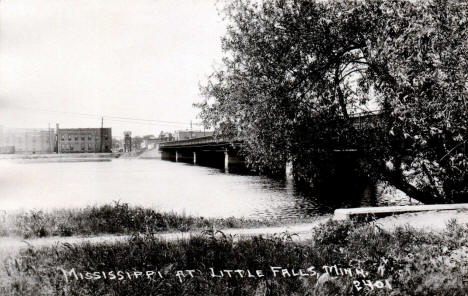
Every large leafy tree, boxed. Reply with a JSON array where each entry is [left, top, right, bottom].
[[364, 0, 468, 202], [197, 0, 468, 203]]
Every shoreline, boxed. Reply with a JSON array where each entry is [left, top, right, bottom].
[[2, 209, 467, 295], [1, 208, 466, 256], [0, 152, 120, 159], [0, 203, 322, 239]]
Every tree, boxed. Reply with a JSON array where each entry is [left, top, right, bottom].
[[364, 0, 468, 202], [197, 0, 468, 203]]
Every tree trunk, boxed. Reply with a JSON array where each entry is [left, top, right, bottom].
[[334, 65, 349, 121], [380, 159, 440, 204]]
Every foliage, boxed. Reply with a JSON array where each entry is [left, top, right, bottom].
[[364, 0, 468, 203], [197, 0, 468, 203], [0, 202, 302, 238], [2, 220, 468, 295]]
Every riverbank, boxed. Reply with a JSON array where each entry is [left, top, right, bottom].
[[0, 153, 119, 159], [0, 202, 319, 239], [1, 208, 465, 254], [1, 216, 467, 296], [3, 202, 465, 240]]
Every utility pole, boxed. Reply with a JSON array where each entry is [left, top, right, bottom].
[[190, 120, 193, 139], [100, 116, 103, 153]]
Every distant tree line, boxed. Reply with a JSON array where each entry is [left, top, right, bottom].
[[197, 0, 468, 203]]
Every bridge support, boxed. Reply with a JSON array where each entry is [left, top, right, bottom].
[[224, 150, 230, 172], [224, 149, 246, 173], [158, 136, 246, 171], [173, 150, 195, 163], [286, 161, 293, 181]]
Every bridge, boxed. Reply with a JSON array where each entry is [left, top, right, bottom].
[[158, 136, 244, 172], [158, 112, 383, 173]]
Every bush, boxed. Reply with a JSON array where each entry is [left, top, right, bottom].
[[2, 220, 468, 295], [2, 202, 301, 238]]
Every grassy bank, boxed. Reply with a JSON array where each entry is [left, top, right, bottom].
[[0, 202, 314, 238], [2, 220, 467, 295]]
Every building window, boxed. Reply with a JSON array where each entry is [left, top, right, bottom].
[[81, 136, 85, 141], [61, 135, 64, 141], [88, 136, 91, 140], [75, 136, 78, 141], [68, 135, 71, 141]]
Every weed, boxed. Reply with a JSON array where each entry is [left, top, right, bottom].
[[2, 220, 467, 295], [0, 202, 315, 238]]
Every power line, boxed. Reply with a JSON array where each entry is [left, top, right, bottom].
[[11, 106, 203, 126], [102, 117, 199, 128], [107, 115, 202, 126], [10, 108, 189, 127]]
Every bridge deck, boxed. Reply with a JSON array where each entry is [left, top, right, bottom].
[[159, 136, 237, 149], [159, 113, 383, 150]]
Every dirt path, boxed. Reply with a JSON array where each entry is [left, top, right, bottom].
[[1, 210, 466, 259], [0, 219, 329, 258]]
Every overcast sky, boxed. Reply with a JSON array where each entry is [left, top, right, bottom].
[[0, 0, 225, 138]]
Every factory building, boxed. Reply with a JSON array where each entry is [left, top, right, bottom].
[[0, 126, 54, 154], [57, 125, 112, 153]]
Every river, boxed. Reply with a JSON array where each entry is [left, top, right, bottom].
[[0, 158, 387, 219]]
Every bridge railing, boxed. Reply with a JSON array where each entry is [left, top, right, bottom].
[[159, 112, 383, 150], [159, 136, 226, 148]]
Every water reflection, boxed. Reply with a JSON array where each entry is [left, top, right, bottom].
[[0, 158, 380, 219]]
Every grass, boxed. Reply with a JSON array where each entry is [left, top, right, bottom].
[[0, 202, 316, 238], [1, 219, 467, 295]]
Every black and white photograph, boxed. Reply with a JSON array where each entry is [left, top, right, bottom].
[[0, 0, 467, 295]]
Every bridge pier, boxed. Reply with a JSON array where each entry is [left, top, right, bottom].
[[224, 149, 246, 173], [174, 150, 195, 163], [158, 136, 247, 172], [285, 160, 294, 181], [224, 150, 230, 172]]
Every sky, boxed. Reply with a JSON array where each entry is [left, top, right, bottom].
[[0, 0, 226, 138]]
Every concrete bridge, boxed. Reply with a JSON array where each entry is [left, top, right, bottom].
[[158, 113, 383, 173], [158, 136, 245, 172]]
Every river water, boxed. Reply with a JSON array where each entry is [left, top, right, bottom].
[[0, 158, 384, 219]]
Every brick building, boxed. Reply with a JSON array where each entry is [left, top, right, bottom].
[[57, 127, 112, 153]]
